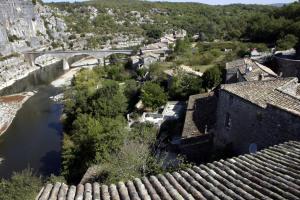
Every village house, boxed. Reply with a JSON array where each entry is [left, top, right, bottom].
[[215, 77, 300, 154], [226, 58, 278, 83], [140, 42, 170, 56], [37, 140, 300, 200], [140, 101, 186, 126], [140, 53, 161, 68], [225, 58, 277, 83]]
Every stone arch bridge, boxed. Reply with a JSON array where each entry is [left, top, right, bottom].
[[24, 50, 133, 70]]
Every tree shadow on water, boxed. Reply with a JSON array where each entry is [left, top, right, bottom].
[[39, 150, 61, 176], [48, 122, 63, 137]]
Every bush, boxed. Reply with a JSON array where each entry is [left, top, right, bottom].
[[203, 66, 222, 89], [141, 82, 167, 110], [68, 34, 77, 40], [8, 35, 21, 42], [276, 34, 298, 50], [0, 168, 42, 200]]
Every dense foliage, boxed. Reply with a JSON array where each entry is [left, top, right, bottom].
[[0, 169, 42, 200], [51, 0, 274, 41], [141, 82, 167, 110], [61, 64, 190, 183], [51, 1, 300, 54]]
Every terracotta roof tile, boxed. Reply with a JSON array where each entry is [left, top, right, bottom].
[[37, 140, 300, 200]]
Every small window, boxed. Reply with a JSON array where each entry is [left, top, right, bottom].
[[225, 113, 231, 128]]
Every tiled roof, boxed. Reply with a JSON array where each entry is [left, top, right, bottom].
[[37, 140, 300, 200], [222, 77, 300, 116], [226, 58, 277, 81]]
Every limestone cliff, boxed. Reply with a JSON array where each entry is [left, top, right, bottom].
[[0, 0, 69, 90]]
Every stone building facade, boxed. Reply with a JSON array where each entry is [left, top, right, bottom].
[[275, 55, 300, 79], [215, 77, 300, 154]]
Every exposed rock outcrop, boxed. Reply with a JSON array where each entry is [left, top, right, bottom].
[[0, 0, 69, 91]]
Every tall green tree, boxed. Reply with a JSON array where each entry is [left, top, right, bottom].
[[141, 82, 167, 110], [203, 66, 222, 89], [276, 34, 298, 50], [89, 82, 128, 118], [169, 72, 203, 100]]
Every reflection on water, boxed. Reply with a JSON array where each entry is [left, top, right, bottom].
[[0, 62, 65, 178], [0, 61, 64, 96]]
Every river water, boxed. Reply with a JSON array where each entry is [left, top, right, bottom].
[[0, 61, 65, 178]]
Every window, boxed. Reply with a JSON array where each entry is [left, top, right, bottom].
[[225, 113, 231, 128]]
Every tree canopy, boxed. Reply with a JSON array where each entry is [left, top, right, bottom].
[[141, 82, 167, 110]]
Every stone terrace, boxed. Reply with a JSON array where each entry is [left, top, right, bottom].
[[37, 140, 300, 200]]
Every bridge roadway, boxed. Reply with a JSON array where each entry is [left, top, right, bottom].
[[24, 49, 133, 70]]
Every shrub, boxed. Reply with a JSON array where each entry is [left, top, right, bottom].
[[0, 168, 42, 200], [141, 82, 167, 110]]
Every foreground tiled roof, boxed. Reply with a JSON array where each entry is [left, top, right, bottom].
[[222, 77, 300, 116], [37, 140, 300, 200]]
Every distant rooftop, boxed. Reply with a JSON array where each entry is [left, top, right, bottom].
[[37, 140, 300, 200], [226, 58, 277, 81], [222, 77, 300, 116]]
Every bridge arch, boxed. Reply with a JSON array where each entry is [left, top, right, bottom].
[[24, 50, 133, 70]]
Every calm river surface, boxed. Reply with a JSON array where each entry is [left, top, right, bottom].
[[0, 62, 65, 178]]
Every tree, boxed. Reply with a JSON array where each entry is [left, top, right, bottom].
[[276, 34, 298, 51], [89, 82, 128, 118], [0, 168, 42, 200], [144, 25, 163, 40], [141, 82, 167, 110], [203, 66, 222, 89], [95, 123, 158, 184], [169, 73, 203, 100], [62, 114, 126, 182], [174, 38, 191, 55]]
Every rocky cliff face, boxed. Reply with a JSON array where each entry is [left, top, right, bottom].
[[0, 0, 69, 90], [0, 0, 68, 56]]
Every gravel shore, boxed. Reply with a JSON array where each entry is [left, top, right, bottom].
[[0, 92, 35, 136]]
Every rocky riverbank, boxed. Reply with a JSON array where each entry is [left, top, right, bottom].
[[0, 91, 35, 136]]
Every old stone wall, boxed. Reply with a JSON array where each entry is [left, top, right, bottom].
[[275, 56, 300, 79], [215, 90, 300, 154]]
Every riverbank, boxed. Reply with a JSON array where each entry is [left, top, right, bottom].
[[0, 91, 35, 136], [51, 68, 81, 88], [51, 57, 99, 88], [0, 56, 62, 92]]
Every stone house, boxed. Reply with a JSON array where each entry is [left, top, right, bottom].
[[215, 77, 300, 154], [140, 53, 160, 68], [225, 58, 277, 83], [140, 42, 170, 56]]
